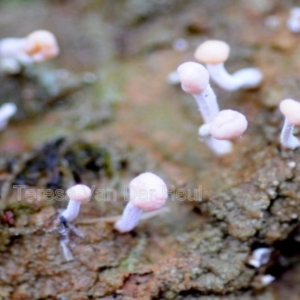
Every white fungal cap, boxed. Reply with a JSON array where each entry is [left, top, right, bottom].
[[209, 110, 248, 140], [177, 62, 209, 94], [66, 184, 92, 202], [194, 40, 230, 65], [248, 248, 272, 268], [261, 275, 275, 286], [25, 30, 59, 62], [279, 99, 300, 125], [129, 172, 168, 211]]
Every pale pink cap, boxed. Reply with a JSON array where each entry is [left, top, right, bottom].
[[210, 110, 248, 140], [129, 172, 168, 211], [194, 40, 230, 64], [177, 62, 209, 94], [25, 30, 59, 62], [66, 184, 92, 202], [280, 99, 300, 125]]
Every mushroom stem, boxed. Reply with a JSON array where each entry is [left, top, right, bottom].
[[115, 201, 143, 233], [61, 199, 81, 223], [206, 64, 263, 91], [205, 138, 232, 156], [193, 85, 219, 123], [193, 88, 233, 155], [280, 119, 300, 149]]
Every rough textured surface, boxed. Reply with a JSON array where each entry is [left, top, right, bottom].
[[0, 0, 299, 299]]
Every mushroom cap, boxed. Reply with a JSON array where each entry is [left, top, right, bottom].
[[280, 99, 300, 125], [25, 30, 59, 61], [209, 109, 248, 140], [177, 62, 209, 94], [67, 184, 92, 202], [129, 172, 168, 211], [194, 40, 230, 64]]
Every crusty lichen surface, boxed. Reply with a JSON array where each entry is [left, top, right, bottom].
[[0, 0, 299, 299]]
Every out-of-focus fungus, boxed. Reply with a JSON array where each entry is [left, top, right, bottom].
[[194, 40, 262, 91], [287, 7, 300, 33], [279, 99, 300, 149], [0, 30, 59, 67], [248, 248, 272, 268], [0, 103, 17, 130]]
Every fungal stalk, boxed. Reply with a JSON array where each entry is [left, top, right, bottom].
[[279, 99, 300, 149], [177, 61, 232, 155], [198, 109, 248, 141], [194, 40, 262, 91], [114, 172, 168, 233], [0, 30, 59, 66]]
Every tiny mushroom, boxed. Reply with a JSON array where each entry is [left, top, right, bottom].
[[0, 103, 17, 130], [60, 184, 92, 224], [287, 7, 300, 33], [260, 275, 275, 286], [194, 40, 263, 91], [177, 61, 232, 155], [279, 99, 300, 149], [24, 30, 59, 62], [0, 30, 59, 66], [248, 248, 272, 268], [177, 61, 217, 123], [198, 109, 248, 140], [114, 172, 168, 233]]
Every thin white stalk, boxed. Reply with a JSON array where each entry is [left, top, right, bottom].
[[205, 137, 232, 156], [280, 119, 300, 149], [193, 85, 219, 123], [61, 199, 81, 223], [114, 201, 143, 233], [193, 86, 232, 155], [206, 64, 262, 91]]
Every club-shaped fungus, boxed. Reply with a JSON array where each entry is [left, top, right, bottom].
[[194, 40, 262, 91], [177, 62, 232, 155], [279, 99, 300, 149], [0, 30, 59, 65], [114, 172, 168, 233], [60, 184, 92, 224]]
